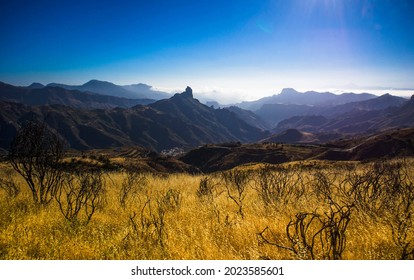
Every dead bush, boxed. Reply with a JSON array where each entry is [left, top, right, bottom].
[[128, 189, 181, 251], [119, 169, 146, 208], [197, 175, 222, 202], [384, 160, 414, 259], [8, 121, 65, 206], [255, 165, 305, 207], [222, 169, 250, 218], [259, 201, 353, 260], [0, 169, 20, 198], [55, 170, 105, 226]]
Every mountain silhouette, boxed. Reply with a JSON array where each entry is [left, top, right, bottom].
[[0, 81, 155, 109], [122, 83, 171, 100], [27, 82, 45, 89], [47, 80, 142, 99], [46, 79, 170, 100], [237, 88, 376, 110]]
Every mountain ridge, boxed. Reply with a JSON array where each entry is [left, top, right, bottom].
[[46, 79, 170, 100], [271, 94, 414, 136], [1, 80, 412, 154], [256, 93, 409, 129], [0, 81, 155, 109], [0, 87, 268, 152], [237, 88, 377, 110]]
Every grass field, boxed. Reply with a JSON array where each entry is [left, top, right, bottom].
[[0, 159, 413, 260]]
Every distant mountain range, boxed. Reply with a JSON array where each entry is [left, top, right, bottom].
[[237, 88, 377, 110], [1, 80, 413, 154], [0, 81, 155, 109], [251, 90, 408, 128], [122, 83, 171, 100], [0, 87, 267, 151], [274, 96, 414, 137], [31, 79, 171, 100]]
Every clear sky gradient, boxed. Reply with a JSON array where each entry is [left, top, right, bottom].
[[1, 0, 413, 102]]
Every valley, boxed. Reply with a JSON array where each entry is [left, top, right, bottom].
[[1, 80, 413, 154]]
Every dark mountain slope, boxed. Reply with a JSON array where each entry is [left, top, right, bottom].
[[255, 103, 316, 127], [370, 95, 414, 129], [275, 115, 329, 133], [321, 93, 408, 117], [179, 127, 414, 172], [149, 87, 269, 144], [313, 95, 414, 134], [224, 106, 270, 130], [261, 129, 319, 144], [0, 87, 268, 152], [316, 128, 414, 161], [179, 143, 290, 172]]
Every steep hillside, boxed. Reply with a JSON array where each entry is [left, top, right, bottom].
[[255, 103, 316, 127], [262, 129, 318, 144], [224, 106, 270, 130], [179, 127, 414, 172], [149, 87, 269, 145], [321, 93, 408, 117], [179, 143, 291, 172], [275, 115, 328, 133], [317, 128, 414, 161]]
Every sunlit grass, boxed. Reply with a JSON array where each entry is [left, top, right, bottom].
[[0, 159, 413, 259]]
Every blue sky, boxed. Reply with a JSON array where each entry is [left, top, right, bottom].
[[1, 0, 413, 102]]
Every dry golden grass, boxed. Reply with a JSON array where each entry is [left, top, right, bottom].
[[0, 159, 413, 260]]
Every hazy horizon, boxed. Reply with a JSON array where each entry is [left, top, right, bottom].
[[1, 0, 414, 103], [2, 78, 413, 104]]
